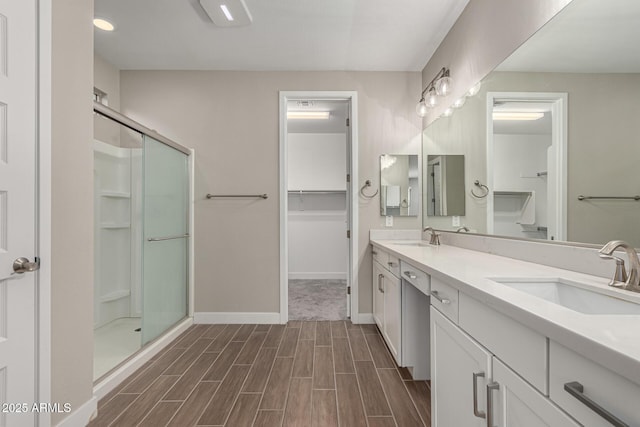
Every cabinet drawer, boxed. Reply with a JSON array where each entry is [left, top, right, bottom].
[[386, 254, 400, 278], [400, 260, 430, 295], [430, 276, 459, 323], [372, 246, 388, 266], [459, 293, 547, 394], [549, 341, 640, 426]]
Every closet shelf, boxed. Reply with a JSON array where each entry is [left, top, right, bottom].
[[101, 191, 131, 198]]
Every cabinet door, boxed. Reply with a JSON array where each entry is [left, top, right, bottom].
[[431, 307, 492, 427], [491, 358, 579, 427], [382, 267, 401, 364], [372, 261, 385, 330]]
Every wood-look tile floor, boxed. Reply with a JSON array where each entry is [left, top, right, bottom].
[[89, 321, 431, 427]]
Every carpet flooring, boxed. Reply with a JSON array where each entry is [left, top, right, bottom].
[[288, 280, 347, 321]]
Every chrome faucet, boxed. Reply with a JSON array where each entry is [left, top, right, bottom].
[[598, 240, 640, 291], [423, 226, 441, 246], [456, 226, 470, 233]]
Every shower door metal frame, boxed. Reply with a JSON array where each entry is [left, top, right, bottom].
[[92, 103, 195, 340]]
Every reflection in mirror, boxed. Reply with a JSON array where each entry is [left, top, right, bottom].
[[380, 154, 419, 217], [422, 0, 640, 247], [426, 155, 465, 216]]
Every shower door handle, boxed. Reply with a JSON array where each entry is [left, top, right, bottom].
[[147, 234, 190, 242]]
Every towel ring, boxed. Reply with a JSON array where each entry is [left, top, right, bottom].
[[471, 180, 489, 198], [360, 180, 379, 199]]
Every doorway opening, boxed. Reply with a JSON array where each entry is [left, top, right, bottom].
[[486, 92, 567, 241], [279, 92, 358, 323]]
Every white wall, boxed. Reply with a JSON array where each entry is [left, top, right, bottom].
[[51, 0, 95, 424], [288, 133, 346, 191]]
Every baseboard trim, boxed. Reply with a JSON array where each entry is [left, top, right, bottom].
[[194, 312, 282, 324], [353, 312, 374, 324], [288, 273, 347, 280], [55, 395, 97, 427], [92, 317, 193, 401]]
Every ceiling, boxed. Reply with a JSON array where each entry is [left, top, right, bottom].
[[94, 0, 469, 71], [497, 0, 640, 73]]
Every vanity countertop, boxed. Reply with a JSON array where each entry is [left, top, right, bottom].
[[370, 238, 640, 385]]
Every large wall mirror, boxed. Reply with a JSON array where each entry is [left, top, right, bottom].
[[422, 0, 640, 248], [380, 154, 419, 217]]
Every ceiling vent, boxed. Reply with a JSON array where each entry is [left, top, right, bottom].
[[199, 0, 253, 27]]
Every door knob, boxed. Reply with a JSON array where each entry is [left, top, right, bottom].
[[13, 257, 40, 274]]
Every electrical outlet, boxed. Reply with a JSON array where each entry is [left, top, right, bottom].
[[452, 216, 460, 226], [386, 216, 393, 227]]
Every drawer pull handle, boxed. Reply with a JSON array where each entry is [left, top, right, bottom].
[[372, 251, 378, 255], [564, 381, 629, 427], [431, 290, 451, 305], [472, 372, 486, 419], [404, 271, 418, 280], [378, 273, 385, 293], [486, 382, 499, 427], [388, 261, 397, 267]]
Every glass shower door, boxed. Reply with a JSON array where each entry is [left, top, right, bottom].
[[142, 136, 189, 345]]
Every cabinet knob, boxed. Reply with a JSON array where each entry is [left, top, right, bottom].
[[388, 261, 397, 267]]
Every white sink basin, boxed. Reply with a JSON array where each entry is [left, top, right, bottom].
[[391, 241, 431, 247], [489, 277, 640, 315]]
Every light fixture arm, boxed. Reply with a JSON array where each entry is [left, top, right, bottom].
[[419, 67, 449, 99]]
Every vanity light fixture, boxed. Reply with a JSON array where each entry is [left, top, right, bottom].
[[442, 107, 454, 118], [467, 82, 482, 97], [287, 111, 330, 120], [93, 18, 115, 31], [493, 111, 544, 121], [416, 67, 452, 117], [452, 96, 466, 109]]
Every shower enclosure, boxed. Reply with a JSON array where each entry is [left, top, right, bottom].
[[93, 103, 191, 381]]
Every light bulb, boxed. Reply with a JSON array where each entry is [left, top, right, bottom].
[[435, 75, 452, 96], [416, 99, 429, 117], [426, 88, 438, 108], [442, 108, 454, 118], [452, 96, 466, 109], [467, 82, 481, 97]]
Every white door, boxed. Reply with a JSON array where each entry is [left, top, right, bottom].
[[0, 0, 39, 426]]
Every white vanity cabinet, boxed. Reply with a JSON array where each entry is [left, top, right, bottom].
[[431, 279, 596, 427], [549, 341, 640, 426], [491, 357, 580, 427], [371, 247, 402, 364]]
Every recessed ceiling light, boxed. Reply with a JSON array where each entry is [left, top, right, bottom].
[[93, 18, 114, 31], [199, 0, 252, 27], [493, 112, 544, 121], [219, 5, 234, 21], [287, 111, 330, 120]]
